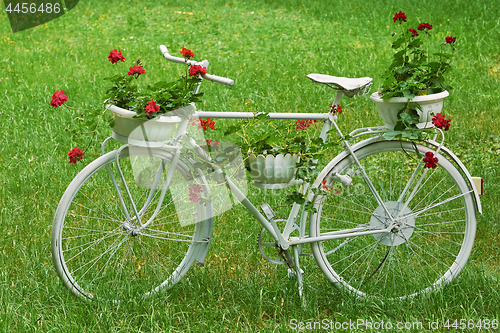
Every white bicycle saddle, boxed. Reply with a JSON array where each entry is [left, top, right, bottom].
[[307, 73, 372, 92]]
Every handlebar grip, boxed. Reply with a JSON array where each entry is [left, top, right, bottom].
[[202, 73, 234, 86], [159, 45, 234, 86], [159, 44, 192, 64]]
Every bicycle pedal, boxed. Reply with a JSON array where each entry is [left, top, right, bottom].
[[260, 203, 276, 220]]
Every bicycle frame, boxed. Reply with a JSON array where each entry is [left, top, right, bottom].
[[99, 48, 481, 260]]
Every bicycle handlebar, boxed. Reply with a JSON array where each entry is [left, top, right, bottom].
[[159, 45, 234, 86]]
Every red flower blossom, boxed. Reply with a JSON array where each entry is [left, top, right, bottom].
[[180, 48, 195, 59], [423, 151, 438, 169], [408, 28, 419, 37], [108, 49, 125, 64], [188, 65, 207, 77], [321, 179, 331, 191], [432, 113, 451, 131], [296, 119, 317, 130], [189, 193, 199, 203], [189, 118, 215, 130], [50, 90, 68, 107], [68, 147, 84, 163], [191, 184, 202, 193], [445, 36, 457, 44], [329, 104, 342, 114], [393, 11, 407, 23], [145, 99, 160, 115], [127, 65, 145, 76], [417, 22, 433, 31], [188, 184, 203, 202], [206, 140, 220, 150]]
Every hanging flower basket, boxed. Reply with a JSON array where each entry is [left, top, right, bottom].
[[370, 90, 449, 130], [248, 153, 300, 189], [107, 104, 186, 144]]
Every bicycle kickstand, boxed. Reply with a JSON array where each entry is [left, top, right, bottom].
[[290, 244, 306, 308]]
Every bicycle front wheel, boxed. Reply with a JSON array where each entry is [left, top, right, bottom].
[[309, 140, 476, 299], [51, 147, 213, 300]]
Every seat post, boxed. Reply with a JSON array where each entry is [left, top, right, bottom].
[[332, 90, 344, 106]]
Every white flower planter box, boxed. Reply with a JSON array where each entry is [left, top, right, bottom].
[[107, 104, 187, 144], [370, 91, 449, 129], [248, 153, 299, 189]]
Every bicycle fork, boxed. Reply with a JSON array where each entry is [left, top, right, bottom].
[[102, 141, 184, 234]]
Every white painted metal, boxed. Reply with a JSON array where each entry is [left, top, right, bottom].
[[193, 111, 330, 120], [159, 45, 234, 86]]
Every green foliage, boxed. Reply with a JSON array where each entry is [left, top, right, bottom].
[[383, 102, 434, 143], [104, 60, 201, 119], [380, 14, 456, 99]]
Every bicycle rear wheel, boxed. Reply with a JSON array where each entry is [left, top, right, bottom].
[[51, 146, 213, 300], [309, 140, 476, 299]]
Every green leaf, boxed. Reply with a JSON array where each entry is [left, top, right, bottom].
[[403, 89, 415, 99], [391, 36, 406, 49], [383, 131, 403, 140], [286, 192, 305, 205]]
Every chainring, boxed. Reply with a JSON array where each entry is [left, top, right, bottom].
[[257, 225, 289, 265]]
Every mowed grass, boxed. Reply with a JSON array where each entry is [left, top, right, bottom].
[[1, 0, 499, 331]]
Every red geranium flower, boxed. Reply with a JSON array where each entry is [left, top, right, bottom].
[[393, 11, 407, 23], [445, 36, 457, 44], [189, 118, 215, 130], [188, 184, 203, 202], [423, 151, 438, 169], [432, 113, 451, 131], [329, 104, 342, 114], [296, 119, 317, 130], [50, 90, 68, 107], [408, 28, 419, 37], [127, 65, 145, 76], [206, 140, 220, 150], [68, 147, 84, 163], [188, 65, 207, 77], [180, 48, 195, 59], [145, 99, 160, 115], [189, 192, 199, 203], [417, 22, 433, 31], [191, 184, 202, 193], [108, 49, 125, 64]]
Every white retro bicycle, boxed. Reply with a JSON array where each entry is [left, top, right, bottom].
[[51, 45, 481, 301]]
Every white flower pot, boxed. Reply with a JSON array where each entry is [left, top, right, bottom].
[[248, 153, 299, 189], [107, 104, 186, 144], [370, 91, 449, 129]]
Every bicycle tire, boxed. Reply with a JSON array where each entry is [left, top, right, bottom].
[[309, 140, 476, 299], [51, 146, 213, 300]]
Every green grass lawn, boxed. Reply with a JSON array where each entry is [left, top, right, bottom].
[[1, 0, 500, 331]]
